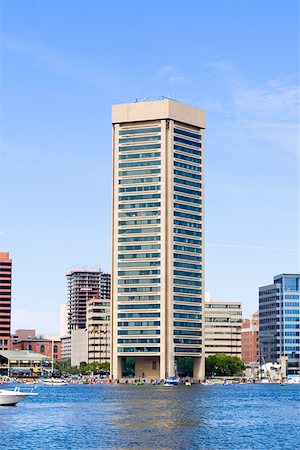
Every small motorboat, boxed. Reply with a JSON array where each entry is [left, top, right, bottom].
[[0, 387, 38, 406], [42, 378, 68, 386], [164, 376, 179, 386]]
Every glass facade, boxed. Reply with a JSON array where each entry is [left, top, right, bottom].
[[259, 274, 300, 374]]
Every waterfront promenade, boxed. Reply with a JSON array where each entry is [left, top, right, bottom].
[[1, 383, 299, 449]]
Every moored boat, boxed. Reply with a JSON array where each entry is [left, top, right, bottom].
[[0, 387, 38, 406], [164, 376, 179, 386], [43, 378, 68, 386]]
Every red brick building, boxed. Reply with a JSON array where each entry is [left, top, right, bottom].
[[13, 338, 61, 361], [0, 252, 12, 350], [241, 311, 259, 364]]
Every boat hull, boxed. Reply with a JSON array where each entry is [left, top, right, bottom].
[[43, 379, 68, 386], [164, 378, 179, 386], [0, 389, 38, 406]]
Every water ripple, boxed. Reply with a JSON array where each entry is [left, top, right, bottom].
[[0, 384, 299, 449]]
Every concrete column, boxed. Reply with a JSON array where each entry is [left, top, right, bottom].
[[193, 356, 205, 381], [112, 356, 122, 379], [159, 356, 166, 380]]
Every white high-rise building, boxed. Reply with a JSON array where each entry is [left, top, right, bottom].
[[111, 99, 206, 380]]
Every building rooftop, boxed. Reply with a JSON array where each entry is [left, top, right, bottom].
[[112, 99, 206, 128], [65, 269, 102, 276], [0, 350, 51, 361]]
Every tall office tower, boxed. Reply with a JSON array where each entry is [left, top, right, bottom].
[[0, 252, 12, 350], [259, 274, 300, 376], [111, 99, 206, 380], [66, 270, 101, 331], [204, 300, 242, 357]]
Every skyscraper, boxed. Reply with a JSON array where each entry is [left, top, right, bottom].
[[66, 269, 111, 365], [259, 274, 300, 376], [111, 99, 206, 380], [0, 252, 12, 350], [66, 269, 101, 331]]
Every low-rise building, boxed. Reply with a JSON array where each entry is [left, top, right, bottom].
[[0, 350, 51, 377], [12, 329, 36, 344], [12, 338, 61, 361], [61, 335, 71, 361], [87, 296, 110, 364], [205, 300, 242, 357], [71, 329, 88, 366], [241, 311, 259, 363]]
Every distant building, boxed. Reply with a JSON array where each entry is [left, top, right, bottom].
[[87, 296, 110, 364], [66, 269, 101, 331], [61, 335, 72, 361], [205, 300, 242, 357], [0, 350, 51, 377], [65, 269, 111, 366], [12, 329, 36, 344], [241, 311, 259, 363], [259, 274, 300, 375], [13, 338, 61, 361], [66, 270, 111, 331], [100, 272, 111, 300], [71, 329, 88, 366], [0, 252, 12, 350]]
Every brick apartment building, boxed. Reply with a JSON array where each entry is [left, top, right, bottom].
[[0, 252, 12, 350], [241, 311, 259, 364], [13, 338, 61, 361]]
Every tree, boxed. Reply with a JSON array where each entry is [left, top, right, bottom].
[[53, 360, 110, 376], [205, 353, 245, 377]]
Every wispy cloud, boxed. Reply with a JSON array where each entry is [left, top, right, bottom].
[[201, 60, 300, 157], [0, 34, 106, 88], [207, 243, 299, 252], [152, 65, 191, 84]]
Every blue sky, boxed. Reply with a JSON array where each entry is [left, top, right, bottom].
[[0, 0, 299, 333]]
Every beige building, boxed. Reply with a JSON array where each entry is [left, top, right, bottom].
[[111, 99, 206, 380], [205, 300, 242, 357], [71, 329, 88, 366], [61, 335, 71, 361], [87, 296, 110, 364]]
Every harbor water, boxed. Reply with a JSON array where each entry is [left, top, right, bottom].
[[1, 383, 299, 449]]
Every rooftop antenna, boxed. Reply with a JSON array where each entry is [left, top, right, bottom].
[[134, 95, 178, 103]]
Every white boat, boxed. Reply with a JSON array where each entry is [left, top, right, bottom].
[[260, 378, 270, 383], [43, 378, 68, 386], [164, 376, 179, 386], [0, 387, 38, 406]]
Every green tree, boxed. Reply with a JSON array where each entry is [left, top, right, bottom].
[[205, 353, 245, 377], [53, 360, 110, 376]]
